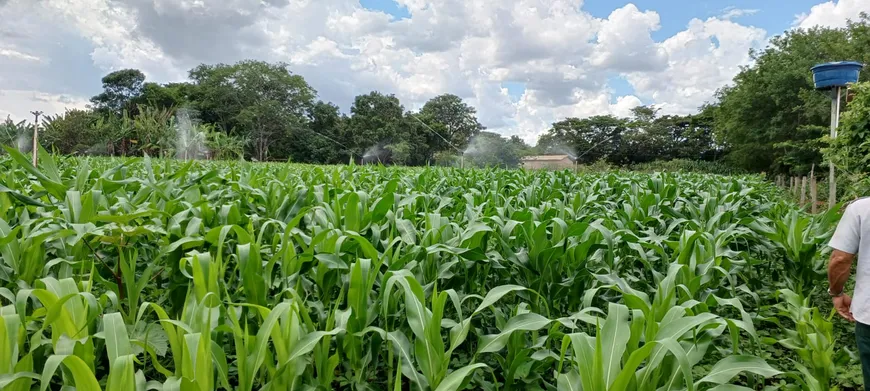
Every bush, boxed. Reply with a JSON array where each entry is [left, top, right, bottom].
[[630, 159, 745, 175]]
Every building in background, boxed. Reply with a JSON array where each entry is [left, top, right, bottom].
[[520, 155, 575, 170]]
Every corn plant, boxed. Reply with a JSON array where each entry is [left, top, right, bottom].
[[0, 149, 850, 389]]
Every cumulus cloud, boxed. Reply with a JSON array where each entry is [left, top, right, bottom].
[[626, 17, 767, 115], [0, 90, 89, 121], [796, 0, 870, 29], [591, 4, 668, 72], [0, 0, 861, 145]]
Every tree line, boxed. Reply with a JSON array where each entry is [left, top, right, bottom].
[[0, 58, 716, 168], [2, 14, 870, 172], [536, 106, 719, 166], [2, 61, 492, 165]]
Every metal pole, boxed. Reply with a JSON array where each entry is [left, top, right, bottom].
[[829, 87, 840, 208], [30, 111, 43, 167]]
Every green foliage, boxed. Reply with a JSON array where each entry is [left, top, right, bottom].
[[90, 69, 147, 115], [826, 81, 870, 199], [418, 93, 484, 153], [765, 289, 851, 390], [0, 116, 29, 152], [131, 105, 175, 157], [537, 107, 720, 166], [0, 152, 853, 389], [204, 126, 246, 160], [631, 159, 745, 176], [713, 14, 870, 174], [40, 109, 101, 155], [189, 60, 317, 161], [463, 131, 523, 168]]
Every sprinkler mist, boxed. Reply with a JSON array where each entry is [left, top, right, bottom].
[[174, 108, 208, 160], [409, 114, 465, 168]]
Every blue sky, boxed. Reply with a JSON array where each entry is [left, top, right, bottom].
[[1, 0, 867, 142]]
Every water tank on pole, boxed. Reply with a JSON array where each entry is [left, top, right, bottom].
[[811, 61, 863, 208], [811, 61, 863, 89]]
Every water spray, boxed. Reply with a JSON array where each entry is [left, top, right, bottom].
[[409, 114, 465, 169]]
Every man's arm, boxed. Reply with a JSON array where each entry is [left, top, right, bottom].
[[829, 249, 856, 321], [829, 204, 861, 322], [829, 249, 855, 295]]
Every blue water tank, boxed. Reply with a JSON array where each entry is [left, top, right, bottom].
[[811, 61, 863, 89]]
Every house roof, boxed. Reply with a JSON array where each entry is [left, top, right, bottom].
[[521, 155, 573, 162]]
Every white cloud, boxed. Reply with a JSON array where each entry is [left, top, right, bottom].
[[720, 7, 759, 20], [0, 48, 40, 62], [796, 0, 870, 29], [626, 17, 767, 115], [591, 4, 667, 72], [0, 90, 89, 122]]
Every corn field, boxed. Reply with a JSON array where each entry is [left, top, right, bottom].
[[0, 147, 853, 390]]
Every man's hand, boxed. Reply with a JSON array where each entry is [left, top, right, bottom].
[[834, 294, 855, 322]]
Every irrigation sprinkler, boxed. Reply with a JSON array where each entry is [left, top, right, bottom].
[[30, 111, 43, 167], [811, 61, 863, 208]]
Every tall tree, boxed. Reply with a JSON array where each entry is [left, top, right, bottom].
[[90, 69, 146, 115], [418, 94, 483, 154], [346, 92, 406, 161], [188, 60, 316, 160]]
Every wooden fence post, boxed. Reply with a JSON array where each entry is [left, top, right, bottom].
[[811, 176, 818, 214], [800, 176, 807, 206]]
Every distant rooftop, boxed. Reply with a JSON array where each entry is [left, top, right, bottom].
[[521, 154, 573, 161]]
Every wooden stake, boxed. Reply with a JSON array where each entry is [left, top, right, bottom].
[[811, 176, 818, 214], [793, 177, 799, 197], [800, 176, 807, 206]]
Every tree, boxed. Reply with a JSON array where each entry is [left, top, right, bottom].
[[90, 69, 147, 115], [288, 101, 350, 164], [135, 82, 193, 110], [463, 131, 522, 168], [418, 94, 483, 154], [41, 109, 100, 155], [346, 92, 406, 161], [619, 107, 673, 164], [508, 135, 533, 157], [620, 106, 719, 164], [538, 115, 628, 164], [188, 60, 316, 160], [713, 15, 870, 173], [826, 82, 870, 184], [131, 105, 175, 157]]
